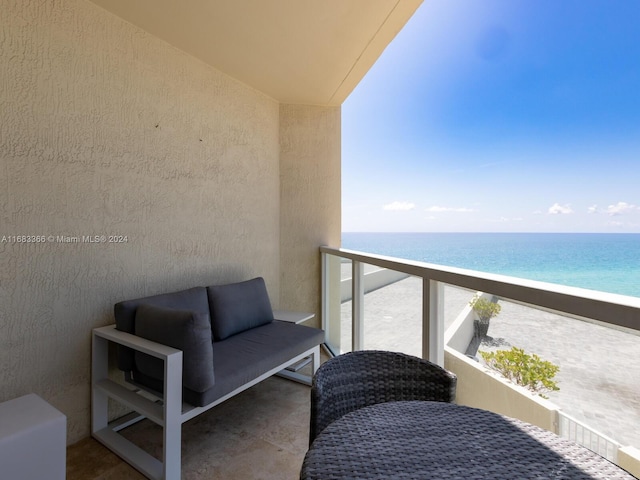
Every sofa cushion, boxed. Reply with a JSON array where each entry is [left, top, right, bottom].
[[133, 320, 324, 407], [114, 286, 209, 371], [134, 304, 215, 393], [207, 277, 274, 341]]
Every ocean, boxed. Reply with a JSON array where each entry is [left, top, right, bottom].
[[341, 232, 640, 298]]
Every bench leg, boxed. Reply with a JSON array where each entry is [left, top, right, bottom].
[[311, 346, 320, 375], [163, 349, 182, 479], [91, 333, 109, 435], [276, 346, 321, 386], [91, 328, 184, 480]]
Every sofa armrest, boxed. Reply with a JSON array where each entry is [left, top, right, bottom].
[[94, 324, 183, 359], [91, 324, 184, 478], [92, 324, 184, 421]]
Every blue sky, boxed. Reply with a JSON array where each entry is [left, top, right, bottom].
[[342, 0, 640, 233]]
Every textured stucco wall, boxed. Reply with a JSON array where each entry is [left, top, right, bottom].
[[1, 0, 283, 443], [279, 104, 341, 326]]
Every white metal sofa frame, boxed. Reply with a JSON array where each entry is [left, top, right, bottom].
[[91, 316, 320, 480]]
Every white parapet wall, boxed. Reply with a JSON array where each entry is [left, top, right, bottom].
[[618, 446, 640, 478], [444, 295, 477, 353], [444, 346, 559, 432], [445, 291, 498, 355]]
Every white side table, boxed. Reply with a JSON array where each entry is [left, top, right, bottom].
[[0, 393, 67, 480], [273, 310, 315, 324]]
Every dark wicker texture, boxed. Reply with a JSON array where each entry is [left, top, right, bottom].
[[309, 350, 457, 444], [301, 401, 636, 480]]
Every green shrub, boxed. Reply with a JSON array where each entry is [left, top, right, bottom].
[[479, 347, 560, 398], [469, 295, 501, 322]]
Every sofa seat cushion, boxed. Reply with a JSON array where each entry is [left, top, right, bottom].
[[131, 320, 324, 407], [207, 277, 274, 341], [201, 321, 324, 405], [134, 304, 215, 393], [114, 287, 210, 371]]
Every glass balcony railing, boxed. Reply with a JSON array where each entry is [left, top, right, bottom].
[[320, 246, 640, 473]]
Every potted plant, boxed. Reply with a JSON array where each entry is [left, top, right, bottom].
[[469, 294, 501, 338]]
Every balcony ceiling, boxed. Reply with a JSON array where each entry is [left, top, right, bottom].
[[87, 0, 422, 106]]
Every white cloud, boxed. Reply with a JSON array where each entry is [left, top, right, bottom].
[[605, 201, 637, 216], [588, 205, 599, 214], [548, 203, 573, 215], [426, 206, 474, 212], [383, 201, 415, 211]]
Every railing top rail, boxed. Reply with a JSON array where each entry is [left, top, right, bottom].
[[321, 246, 640, 333]]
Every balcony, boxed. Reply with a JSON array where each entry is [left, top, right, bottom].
[[67, 247, 640, 479], [321, 246, 640, 476]]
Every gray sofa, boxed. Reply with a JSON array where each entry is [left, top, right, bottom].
[[91, 277, 324, 480]]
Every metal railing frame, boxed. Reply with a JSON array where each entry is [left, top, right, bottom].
[[321, 246, 640, 365]]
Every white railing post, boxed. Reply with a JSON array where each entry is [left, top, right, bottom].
[[423, 278, 444, 366], [321, 252, 328, 334], [321, 252, 348, 356], [352, 260, 364, 351]]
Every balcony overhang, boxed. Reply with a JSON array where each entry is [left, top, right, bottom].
[[86, 0, 422, 106]]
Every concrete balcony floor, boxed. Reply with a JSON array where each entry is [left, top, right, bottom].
[[67, 374, 316, 479]]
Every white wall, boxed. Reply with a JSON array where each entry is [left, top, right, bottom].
[[279, 104, 341, 321]]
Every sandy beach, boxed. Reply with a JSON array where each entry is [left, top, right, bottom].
[[338, 273, 640, 449]]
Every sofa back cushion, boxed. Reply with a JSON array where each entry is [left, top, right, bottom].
[[134, 304, 215, 393], [207, 277, 274, 341], [114, 286, 209, 371]]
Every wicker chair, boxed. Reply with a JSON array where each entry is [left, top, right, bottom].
[[309, 350, 457, 444]]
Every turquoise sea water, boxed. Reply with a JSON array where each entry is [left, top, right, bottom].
[[341, 232, 640, 298]]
